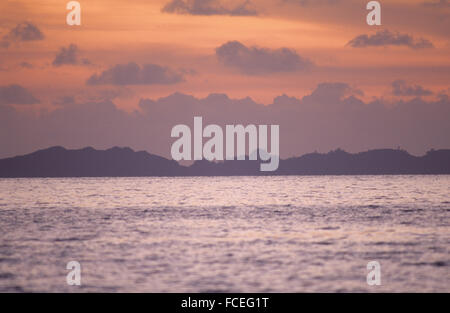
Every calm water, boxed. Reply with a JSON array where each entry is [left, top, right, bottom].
[[0, 176, 448, 292]]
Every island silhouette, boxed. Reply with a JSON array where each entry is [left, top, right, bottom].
[[0, 146, 449, 177]]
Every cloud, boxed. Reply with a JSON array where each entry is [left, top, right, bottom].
[[0, 85, 39, 105], [422, 0, 450, 8], [216, 41, 313, 75], [19, 62, 33, 69], [162, 0, 257, 16], [54, 96, 76, 106], [347, 30, 434, 49], [7, 22, 44, 41], [53, 87, 134, 105], [86, 62, 184, 86], [1, 22, 44, 48], [3, 82, 448, 160], [302, 82, 363, 104], [52, 44, 91, 67], [392, 80, 433, 97], [0, 40, 10, 48], [282, 0, 341, 6]]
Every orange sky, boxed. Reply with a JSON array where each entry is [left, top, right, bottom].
[[0, 0, 449, 108], [0, 0, 449, 159]]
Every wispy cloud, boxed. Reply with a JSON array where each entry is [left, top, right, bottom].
[[19, 62, 33, 69], [422, 0, 450, 8], [282, 0, 341, 7], [347, 30, 434, 49], [162, 0, 257, 16]]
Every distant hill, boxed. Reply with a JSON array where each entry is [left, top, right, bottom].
[[0, 146, 185, 177], [279, 148, 450, 175], [0, 146, 449, 177]]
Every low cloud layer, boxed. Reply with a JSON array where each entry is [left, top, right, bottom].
[[347, 30, 434, 49], [53, 44, 91, 67], [162, 0, 257, 16], [1, 22, 44, 48], [392, 80, 433, 97], [216, 41, 313, 75], [0, 85, 39, 105], [1, 82, 448, 160], [86, 62, 184, 86]]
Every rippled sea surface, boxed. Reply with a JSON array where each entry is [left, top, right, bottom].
[[0, 176, 449, 292]]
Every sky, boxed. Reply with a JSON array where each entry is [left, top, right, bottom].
[[0, 0, 449, 159]]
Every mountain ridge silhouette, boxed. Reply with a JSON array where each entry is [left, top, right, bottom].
[[0, 146, 449, 177]]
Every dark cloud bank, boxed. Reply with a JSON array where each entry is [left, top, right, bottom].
[[1, 82, 448, 160]]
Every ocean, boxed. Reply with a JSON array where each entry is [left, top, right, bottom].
[[0, 175, 448, 292]]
